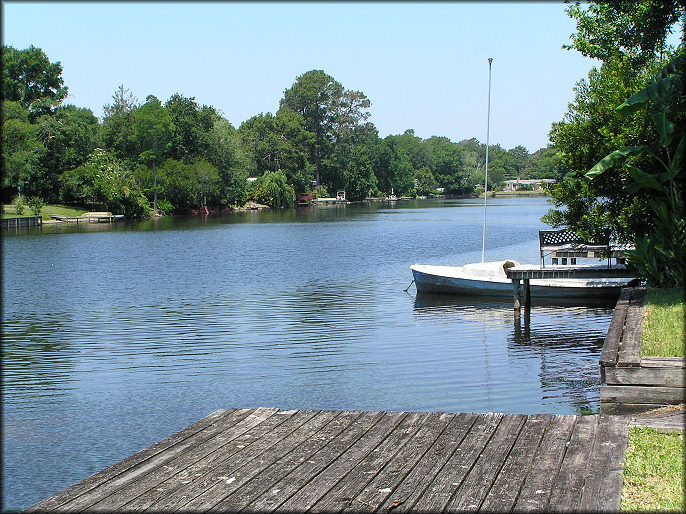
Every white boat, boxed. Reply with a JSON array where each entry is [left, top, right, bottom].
[[410, 260, 637, 299]]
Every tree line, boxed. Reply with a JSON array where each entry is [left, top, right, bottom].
[[2, 46, 563, 216]]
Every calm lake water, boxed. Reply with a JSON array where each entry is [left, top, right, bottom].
[[1, 197, 615, 511]]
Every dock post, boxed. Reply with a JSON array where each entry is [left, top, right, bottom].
[[523, 278, 531, 310], [512, 279, 521, 311]]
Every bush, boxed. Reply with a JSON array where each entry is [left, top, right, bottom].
[[27, 196, 44, 217], [156, 198, 174, 215], [248, 171, 295, 209], [13, 195, 25, 215]]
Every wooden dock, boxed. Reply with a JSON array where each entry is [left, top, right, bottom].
[[25, 408, 629, 513], [600, 288, 686, 413], [505, 264, 638, 310], [1, 216, 42, 230], [49, 212, 125, 223]]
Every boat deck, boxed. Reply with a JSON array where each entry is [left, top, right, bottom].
[[25, 408, 629, 513]]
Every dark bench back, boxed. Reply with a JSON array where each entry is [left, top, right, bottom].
[[539, 229, 581, 248]]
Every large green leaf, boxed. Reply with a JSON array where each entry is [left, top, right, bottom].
[[668, 135, 686, 180], [652, 111, 673, 147], [623, 166, 668, 194], [616, 54, 684, 116], [585, 146, 644, 179]]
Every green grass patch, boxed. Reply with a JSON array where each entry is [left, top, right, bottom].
[[621, 426, 684, 511], [641, 288, 685, 358], [2, 203, 88, 221]]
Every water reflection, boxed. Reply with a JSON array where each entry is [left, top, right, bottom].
[[412, 292, 612, 414]]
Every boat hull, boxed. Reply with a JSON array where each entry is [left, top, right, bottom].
[[411, 264, 636, 299]]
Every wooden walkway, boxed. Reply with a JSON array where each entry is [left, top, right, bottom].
[[25, 408, 629, 513]]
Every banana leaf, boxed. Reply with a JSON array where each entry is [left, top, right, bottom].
[[585, 146, 644, 179], [616, 54, 684, 116]]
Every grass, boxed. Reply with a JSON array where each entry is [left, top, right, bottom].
[[621, 426, 684, 511], [641, 288, 685, 358], [2, 203, 88, 221]]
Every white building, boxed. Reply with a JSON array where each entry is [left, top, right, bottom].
[[503, 178, 556, 191]]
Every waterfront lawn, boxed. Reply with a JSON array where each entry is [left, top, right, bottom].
[[641, 288, 685, 358], [621, 426, 684, 511], [2, 203, 88, 220]]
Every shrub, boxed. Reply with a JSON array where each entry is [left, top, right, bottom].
[[27, 196, 44, 217], [13, 195, 25, 215]]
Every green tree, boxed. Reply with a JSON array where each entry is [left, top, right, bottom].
[[155, 158, 197, 213], [99, 85, 140, 164], [521, 146, 567, 181], [457, 138, 487, 192], [424, 136, 465, 194], [165, 93, 215, 162], [192, 158, 220, 208], [279, 70, 343, 186], [343, 147, 377, 201], [60, 148, 150, 217], [238, 111, 314, 192], [248, 170, 295, 209], [564, 1, 682, 68], [585, 54, 685, 287], [544, 0, 683, 245], [380, 130, 427, 195], [1, 101, 45, 202], [132, 95, 174, 213], [504, 145, 530, 178], [206, 116, 249, 207], [1, 45, 67, 119], [279, 70, 372, 190], [414, 166, 437, 196], [34, 105, 99, 203]]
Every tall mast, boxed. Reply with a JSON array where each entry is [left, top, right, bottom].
[[482, 57, 493, 263]]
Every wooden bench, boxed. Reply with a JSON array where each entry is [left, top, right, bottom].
[[539, 229, 610, 267]]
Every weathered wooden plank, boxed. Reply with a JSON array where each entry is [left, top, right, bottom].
[[603, 366, 685, 387], [276, 411, 408, 512], [630, 405, 685, 432], [410, 412, 504, 512], [641, 357, 686, 368], [119, 409, 318, 510], [547, 415, 599, 512], [55, 407, 280, 512], [617, 288, 645, 367], [580, 415, 630, 512], [514, 414, 576, 511], [22, 408, 243, 512], [377, 412, 478, 512], [601, 402, 680, 415], [601, 385, 686, 404], [479, 414, 551, 512], [447, 413, 527, 511], [179, 410, 363, 511], [308, 411, 429, 513], [153, 409, 340, 511], [599, 288, 631, 366], [210, 410, 382, 512], [617, 311, 643, 367], [343, 412, 457, 512]]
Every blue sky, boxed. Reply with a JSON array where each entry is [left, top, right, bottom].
[[4, 2, 603, 152]]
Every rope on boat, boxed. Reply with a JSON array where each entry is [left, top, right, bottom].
[[404, 280, 415, 292]]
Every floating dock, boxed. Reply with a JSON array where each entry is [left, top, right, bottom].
[[25, 408, 629, 512]]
